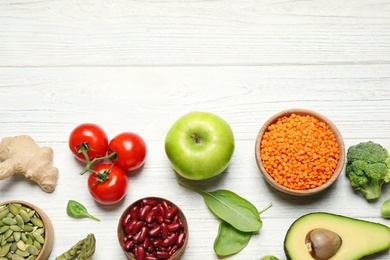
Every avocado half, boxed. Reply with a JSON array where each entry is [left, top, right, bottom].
[[284, 212, 390, 260]]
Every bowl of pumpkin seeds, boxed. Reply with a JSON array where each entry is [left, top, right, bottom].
[[0, 200, 54, 260]]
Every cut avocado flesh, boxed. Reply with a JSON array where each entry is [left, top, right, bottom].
[[284, 212, 390, 260]]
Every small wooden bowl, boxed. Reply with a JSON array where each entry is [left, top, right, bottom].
[[0, 200, 54, 260], [118, 197, 188, 260], [255, 109, 345, 196]]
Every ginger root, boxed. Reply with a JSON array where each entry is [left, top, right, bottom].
[[0, 135, 59, 193]]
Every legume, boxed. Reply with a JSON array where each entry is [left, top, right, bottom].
[[0, 203, 45, 259], [260, 113, 340, 190], [122, 199, 186, 260]]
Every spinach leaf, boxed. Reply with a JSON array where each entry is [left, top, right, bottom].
[[178, 180, 261, 232], [66, 200, 100, 222], [214, 221, 252, 256], [214, 202, 273, 256]]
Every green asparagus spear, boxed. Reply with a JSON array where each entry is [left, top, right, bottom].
[[55, 233, 96, 260]]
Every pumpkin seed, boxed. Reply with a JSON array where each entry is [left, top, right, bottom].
[[23, 224, 34, 232], [31, 218, 43, 228], [19, 210, 30, 223], [27, 245, 39, 256], [10, 225, 22, 232], [16, 240, 27, 251], [26, 256, 37, 260], [12, 253, 24, 260], [2, 218, 16, 226], [0, 226, 9, 234], [8, 204, 20, 216], [32, 232, 44, 244], [13, 232, 20, 243], [3, 230, 13, 240], [0, 209, 9, 220], [0, 243, 11, 257], [15, 248, 29, 257]]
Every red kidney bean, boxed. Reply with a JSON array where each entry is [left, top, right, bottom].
[[138, 226, 148, 242], [161, 200, 170, 213], [145, 256, 159, 260], [145, 208, 158, 223], [142, 236, 150, 248], [150, 237, 163, 247], [142, 198, 158, 207], [148, 225, 161, 237], [176, 232, 186, 247], [169, 245, 178, 255], [160, 223, 169, 239], [124, 219, 137, 234], [167, 222, 180, 232], [122, 212, 132, 227], [162, 233, 177, 247], [130, 206, 139, 221], [136, 245, 146, 260], [155, 214, 164, 224], [124, 240, 134, 251], [121, 199, 187, 257], [157, 204, 165, 217], [166, 206, 178, 219], [153, 251, 171, 259], [139, 205, 152, 220], [132, 221, 145, 234]]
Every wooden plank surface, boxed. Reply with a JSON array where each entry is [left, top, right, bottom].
[[0, 1, 390, 259]]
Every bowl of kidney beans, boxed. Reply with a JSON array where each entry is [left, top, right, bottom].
[[118, 197, 188, 260]]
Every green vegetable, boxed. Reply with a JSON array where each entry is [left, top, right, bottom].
[[260, 256, 279, 260], [55, 233, 96, 260], [66, 200, 100, 221], [214, 203, 272, 256], [178, 180, 261, 232], [214, 221, 252, 256], [381, 198, 390, 218], [346, 141, 390, 200]]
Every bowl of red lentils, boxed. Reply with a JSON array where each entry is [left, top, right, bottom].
[[255, 109, 345, 196], [117, 197, 188, 260]]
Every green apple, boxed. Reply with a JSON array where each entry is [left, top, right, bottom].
[[165, 111, 235, 180]]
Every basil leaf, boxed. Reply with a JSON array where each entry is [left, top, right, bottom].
[[67, 200, 100, 222], [178, 180, 261, 232], [214, 221, 252, 256]]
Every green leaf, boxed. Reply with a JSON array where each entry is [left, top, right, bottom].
[[178, 180, 261, 232], [214, 221, 252, 256], [66, 200, 100, 222]]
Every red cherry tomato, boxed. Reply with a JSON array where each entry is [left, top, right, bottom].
[[88, 164, 128, 205], [108, 132, 147, 172], [69, 123, 108, 162]]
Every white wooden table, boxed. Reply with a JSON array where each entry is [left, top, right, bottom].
[[1, 1, 389, 259]]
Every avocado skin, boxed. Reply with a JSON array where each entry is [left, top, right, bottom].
[[284, 212, 390, 260]]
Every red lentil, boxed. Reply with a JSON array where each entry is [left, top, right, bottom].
[[260, 113, 340, 190]]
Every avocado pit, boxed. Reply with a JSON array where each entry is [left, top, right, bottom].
[[305, 228, 342, 260]]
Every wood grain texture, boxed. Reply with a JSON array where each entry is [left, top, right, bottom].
[[0, 0, 390, 259], [0, 0, 389, 66]]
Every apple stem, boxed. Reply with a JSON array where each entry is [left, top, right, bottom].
[[191, 133, 202, 143]]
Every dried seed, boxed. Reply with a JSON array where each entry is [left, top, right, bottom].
[[0, 243, 11, 257], [0, 209, 9, 221], [27, 245, 39, 256], [15, 215, 24, 229], [15, 248, 29, 257], [16, 240, 27, 251], [23, 224, 34, 233], [3, 230, 13, 240], [34, 228, 44, 236], [2, 218, 16, 226], [13, 232, 21, 242], [33, 240, 41, 250], [32, 233, 44, 244], [26, 256, 37, 260], [31, 218, 43, 228], [8, 204, 20, 216], [11, 254, 24, 260], [19, 210, 30, 223], [0, 226, 10, 234], [10, 225, 22, 232]]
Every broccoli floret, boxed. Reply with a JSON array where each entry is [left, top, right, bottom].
[[346, 141, 390, 200]]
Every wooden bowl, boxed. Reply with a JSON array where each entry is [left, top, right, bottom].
[[118, 197, 188, 259], [255, 109, 345, 196], [0, 200, 54, 260]]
